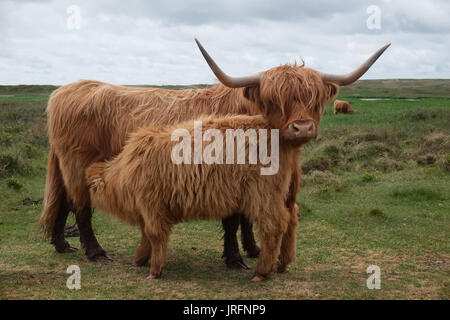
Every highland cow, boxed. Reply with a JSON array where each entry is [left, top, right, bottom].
[[86, 115, 305, 280], [41, 79, 260, 267], [334, 100, 355, 114], [40, 38, 389, 269]]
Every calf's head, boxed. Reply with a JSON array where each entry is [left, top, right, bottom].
[[195, 39, 390, 146]]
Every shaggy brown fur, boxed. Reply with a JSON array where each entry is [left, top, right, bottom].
[[86, 115, 301, 280], [40, 64, 337, 261], [333, 100, 355, 114], [41, 82, 259, 259], [83, 65, 338, 280]]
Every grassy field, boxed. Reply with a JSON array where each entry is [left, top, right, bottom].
[[0, 80, 449, 299]]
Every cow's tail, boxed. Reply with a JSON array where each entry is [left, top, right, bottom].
[[40, 147, 66, 239]]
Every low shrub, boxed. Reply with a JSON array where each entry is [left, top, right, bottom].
[[361, 172, 377, 183], [7, 177, 23, 190]]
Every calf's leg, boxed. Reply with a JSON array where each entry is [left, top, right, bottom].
[[277, 167, 301, 273], [252, 207, 289, 281], [145, 221, 172, 279], [134, 223, 152, 266], [277, 204, 299, 273]]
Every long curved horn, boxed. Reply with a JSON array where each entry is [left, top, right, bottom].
[[321, 43, 391, 86], [195, 38, 260, 88]]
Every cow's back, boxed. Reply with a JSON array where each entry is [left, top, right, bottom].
[[47, 80, 250, 161], [48, 80, 151, 159]]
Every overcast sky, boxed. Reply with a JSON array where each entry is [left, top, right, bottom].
[[1, 0, 449, 85]]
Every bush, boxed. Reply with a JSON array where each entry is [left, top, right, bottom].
[[361, 172, 377, 183], [0, 153, 20, 174], [3, 125, 22, 134], [302, 157, 331, 174], [351, 142, 392, 160], [415, 132, 450, 168], [298, 202, 312, 217], [0, 152, 31, 177], [7, 177, 23, 190], [322, 144, 340, 157], [437, 153, 450, 171], [374, 157, 404, 172], [407, 109, 427, 121], [420, 132, 450, 155], [345, 132, 381, 146], [0, 132, 12, 145], [22, 143, 39, 159], [417, 154, 436, 165], [402, 108, 441, 122], [304, 170, 347, 194]]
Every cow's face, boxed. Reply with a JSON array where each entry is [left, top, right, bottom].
[[243, 65, 338, 146]]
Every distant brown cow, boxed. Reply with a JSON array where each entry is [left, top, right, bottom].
[[334, 100, 355, 114]]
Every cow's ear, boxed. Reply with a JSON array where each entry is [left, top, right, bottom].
[[243, 86, 260, 103], [326, 83, 339, 101]]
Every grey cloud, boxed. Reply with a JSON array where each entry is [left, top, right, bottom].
[[0, 0, 449, 85]]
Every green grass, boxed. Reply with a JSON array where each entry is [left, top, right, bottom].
[[0, 81, 449, 299]]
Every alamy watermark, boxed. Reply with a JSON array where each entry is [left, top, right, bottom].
[[366, 265, 381, 289], [67, 5, 81, 30], [366, 5, 381, 30], [170, 121, 279, 175], [66, 265, 81, 290]]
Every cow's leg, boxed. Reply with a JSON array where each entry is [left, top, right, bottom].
[[277, 204, 299, 273], [240, 215, 260, 258], [134, 222, 152, 267], [51, 198, 77, 253], [75, 206, 111, 261], [56, 151, 111, 262], [42, 147, 77, 253], [222, 214, 250, 270], [252, 207, 288, 281]]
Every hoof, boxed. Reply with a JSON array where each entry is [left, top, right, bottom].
[[245, 246, 260, 258], [62, 246, 78, 253], [225, 255, 251, 270], [53, 240, 78, 254], [251, 275, 266, 282], [147, 273, 161, 280], [277, 265, 288, 273], [88, 252, 112, 262], [134, 257, 149, 267]]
